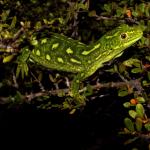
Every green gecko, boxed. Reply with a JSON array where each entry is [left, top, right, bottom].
[[16, 24, 143, 104]]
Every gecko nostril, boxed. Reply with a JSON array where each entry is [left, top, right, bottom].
[[120, 33, 127, 39]]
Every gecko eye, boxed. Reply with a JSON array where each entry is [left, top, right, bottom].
[[120, 33, 127, 39]]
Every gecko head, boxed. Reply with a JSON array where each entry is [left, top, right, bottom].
[[101, 24, 143, 53]]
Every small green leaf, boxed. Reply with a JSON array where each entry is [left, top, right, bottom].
[[145, 56, 150, 61], [144, 38, 150, 47], [63, 101, 71, 109], [30, 0, 38, 4], [88, 10, 97, 17], [136, 104, 145, 118], [35, 21, 42, 30], [84, 84, 93, 96], [116, 7, 123, 17], [132, 11, 138, 17], [118, 88, 128, 97], [15, 91, 23, 102], [104, 4, 111, 13], [145, 6, 150, 17], [3, 55, 15, 63], [123, 58, 140, 67], [129, 110, 137, 119], [124, 118, 135, 132], [140, 36, 148, 45], [142, 80, 150, 86], [31, 37, 38, 46], [1, 10, 10, 21], [144, 122, 150, 131], [78, 2, 88, 10], [58, 18, 64, 24], [147, 71, 150, 81], [57, 90, 66, 97], [10, 16, 17, 29], [136, 96, 145, 103], [135, 117, 143, 131], [139, 3, 145, 13], [123, 102, 131, 108], [60, 0, 67, 2], [131, 67, 142, 73]]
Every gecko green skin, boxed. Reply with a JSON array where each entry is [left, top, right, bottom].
[[17, 24, 143, 104]]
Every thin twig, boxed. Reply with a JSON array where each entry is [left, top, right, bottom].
[[0, 79, 143, 104], [11, 27, 25, 43], [0, 26, 25, 53]]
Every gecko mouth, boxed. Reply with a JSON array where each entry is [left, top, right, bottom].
[[124, 32, 143, 48]]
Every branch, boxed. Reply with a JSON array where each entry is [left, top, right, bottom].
[[0, 26, 25, 53], [0, 79, 143, 104]]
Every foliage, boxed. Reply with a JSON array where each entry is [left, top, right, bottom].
[[0, 0, 150, 149]]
